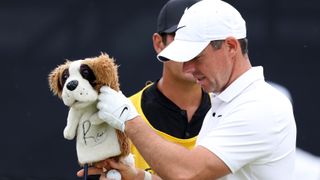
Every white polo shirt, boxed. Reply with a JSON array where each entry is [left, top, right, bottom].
[[196, 66, 297, 180]]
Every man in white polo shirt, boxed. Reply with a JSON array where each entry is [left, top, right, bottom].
[[95, 0, 297, 179]]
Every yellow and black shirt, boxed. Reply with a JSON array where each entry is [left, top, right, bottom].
[[129, 81, 211, 174]]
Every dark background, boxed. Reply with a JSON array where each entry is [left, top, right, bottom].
[[0, 0, 319, 179]]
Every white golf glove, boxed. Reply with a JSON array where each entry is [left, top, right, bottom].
[[97, 86, 139, 132]]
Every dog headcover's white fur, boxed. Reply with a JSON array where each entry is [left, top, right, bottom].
[[48, 53, 131, 165]]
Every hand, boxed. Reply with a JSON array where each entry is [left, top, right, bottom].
[[77, 159, 139, 180], [97, 86, 139, 132], [76, 165, 103, 179], [105, 158, 139, 180], [76, 160, 114, 180]]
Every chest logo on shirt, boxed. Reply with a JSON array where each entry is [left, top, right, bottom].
[[212, 112, 222, 117]]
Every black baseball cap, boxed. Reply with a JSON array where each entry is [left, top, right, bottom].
[[157, 0, 201, 34]]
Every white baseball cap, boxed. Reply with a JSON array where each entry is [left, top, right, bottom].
[[157, 0, 246, 62]]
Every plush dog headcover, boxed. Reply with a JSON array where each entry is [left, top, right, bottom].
[[48, 53, 130, 165]]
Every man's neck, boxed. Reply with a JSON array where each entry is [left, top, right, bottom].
[[157, 77, 203, 121]]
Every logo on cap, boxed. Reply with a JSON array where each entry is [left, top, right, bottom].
[[176, 25, 186, 32]]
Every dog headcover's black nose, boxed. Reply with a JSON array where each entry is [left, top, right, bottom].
[[66, 80, 78, 91]]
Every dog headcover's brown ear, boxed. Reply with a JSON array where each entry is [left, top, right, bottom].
[[48, 61, 70, 97], [84, 53, 120, 92]]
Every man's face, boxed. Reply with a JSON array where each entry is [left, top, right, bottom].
[[163, 34, 196, 83], [182, 42, 234, 93]]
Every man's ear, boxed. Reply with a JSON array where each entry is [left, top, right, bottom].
[[224, 37, 239, 56], [152, 33, 165, 54]]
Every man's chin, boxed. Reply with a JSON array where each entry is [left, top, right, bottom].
[[200, 84, 214, 93]]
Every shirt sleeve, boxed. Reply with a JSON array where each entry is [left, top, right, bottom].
[[197, 101, 281, 173]]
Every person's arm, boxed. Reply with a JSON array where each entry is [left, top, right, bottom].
[[125, 117, 231, 179], [97, 86, 231, 179]]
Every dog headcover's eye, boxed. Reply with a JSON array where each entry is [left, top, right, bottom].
[[80, 64, 96, 87], [60, 69, 69, 87]]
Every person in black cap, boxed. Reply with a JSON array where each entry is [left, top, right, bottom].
[[129, 0, 209, 175], [77, 0, 208, 179]]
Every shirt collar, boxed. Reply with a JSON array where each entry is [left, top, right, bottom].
[[215, 66, 265, 103]]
